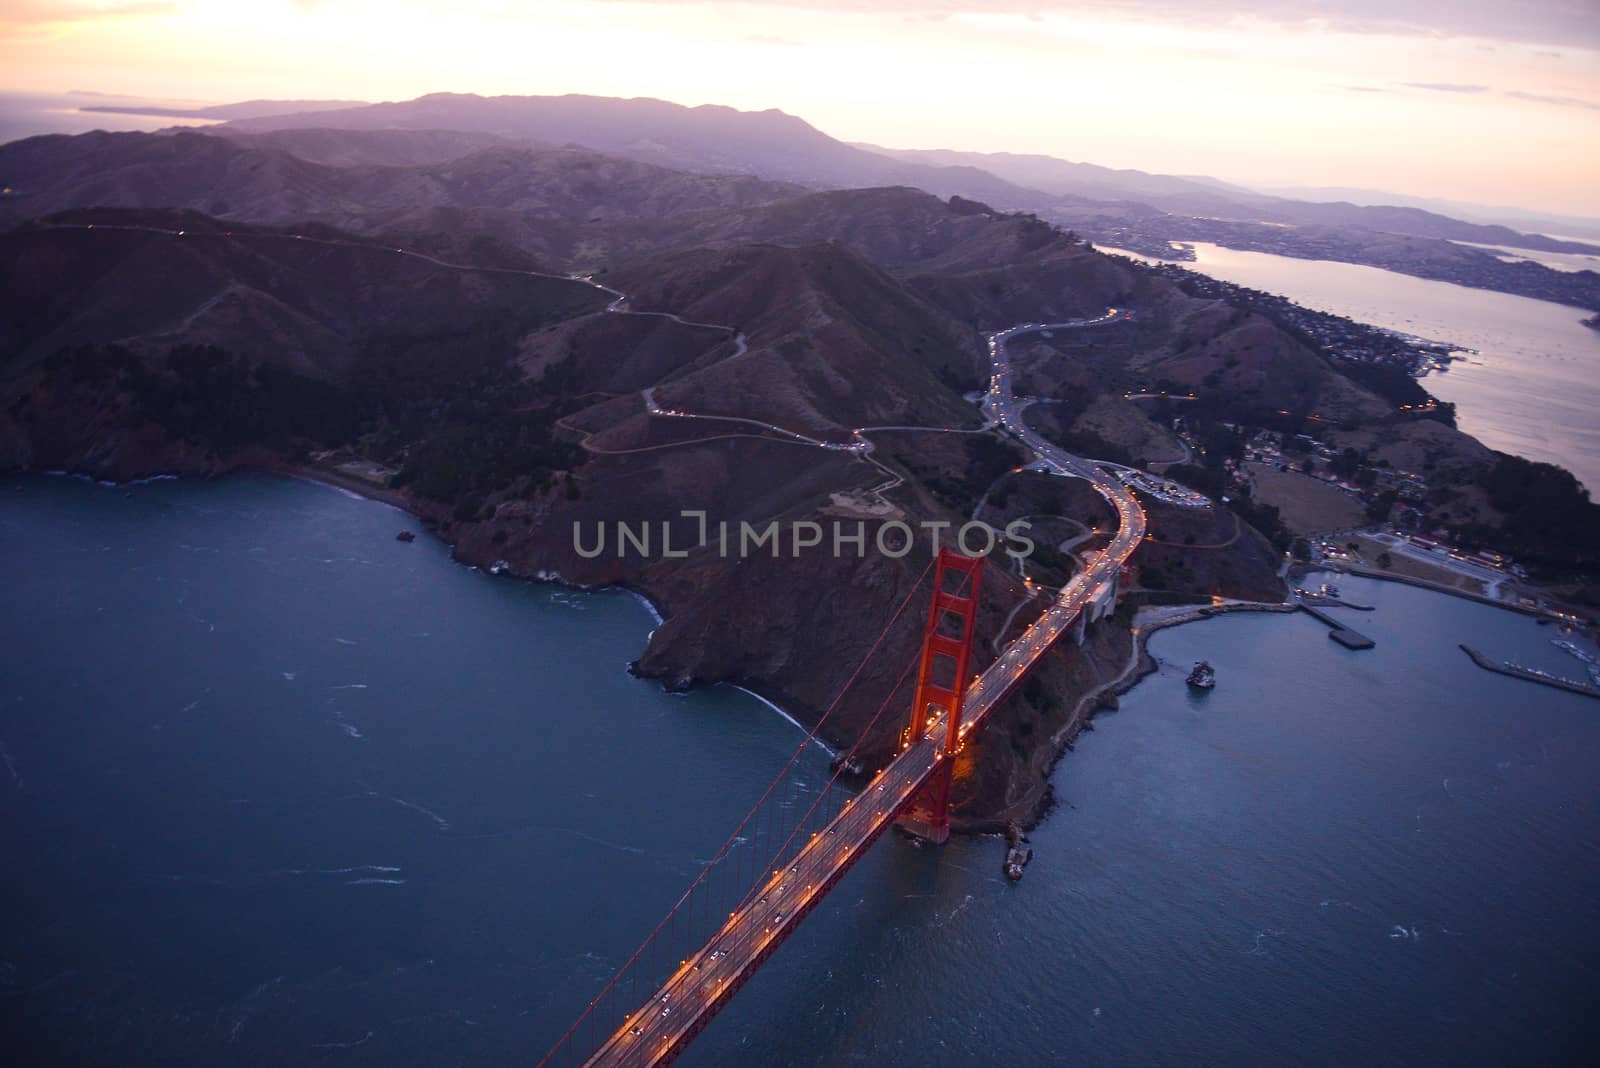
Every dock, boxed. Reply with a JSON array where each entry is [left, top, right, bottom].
[[1459, 645, 1600, 700], [1299, 604, 1375, 649], [1298, 594, 1375, 611]]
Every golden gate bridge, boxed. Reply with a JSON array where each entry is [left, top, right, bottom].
[[540, 503, 1138, 1065]]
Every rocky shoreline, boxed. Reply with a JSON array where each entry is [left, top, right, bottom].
[[11, 457, 1298, 837], [19, 459, 1494, 841], [39, 457, 1563, 841]]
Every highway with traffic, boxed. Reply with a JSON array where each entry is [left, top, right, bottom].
[[986, 316, 1209, 509]]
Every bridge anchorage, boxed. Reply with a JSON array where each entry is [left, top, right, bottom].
[[895, 548, 984, 845]]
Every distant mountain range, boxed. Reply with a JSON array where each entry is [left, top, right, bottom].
[[4, 91, 1596, 312], [200, 92, 1597, 257], [1257, 185, 1600, 243], [847, 144, 1598, 256], [218, 93, 1046, 206], [69, 91, 1599, 242]]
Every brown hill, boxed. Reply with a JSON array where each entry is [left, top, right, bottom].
[[219, 92, 1053, 206], [607, 241, 981, 433], [0, 209, 605, 378], [217, 127, 511, 167], [0, 131, 805, 241]]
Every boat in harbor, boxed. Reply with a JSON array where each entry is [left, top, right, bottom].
[[1186, 660, 1216, 690]]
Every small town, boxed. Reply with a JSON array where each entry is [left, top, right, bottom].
[[1141, 260, 1460, 377]]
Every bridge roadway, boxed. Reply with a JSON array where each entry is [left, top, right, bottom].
[[584, 316, 1146, 1066]]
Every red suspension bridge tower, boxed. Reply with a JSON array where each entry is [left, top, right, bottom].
[[895, 548, 983, 844]]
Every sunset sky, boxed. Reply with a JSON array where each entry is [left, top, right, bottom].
[[3, 0, 1597, 216]]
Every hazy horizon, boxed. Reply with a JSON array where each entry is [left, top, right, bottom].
[[2, 0, 1597, 217]]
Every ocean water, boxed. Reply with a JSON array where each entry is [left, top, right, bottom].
[[2, 474, 1597, 1064], [0, 474, 831, 1064], [0, 91, 220, 145], [1105, 242, 1600, 494]]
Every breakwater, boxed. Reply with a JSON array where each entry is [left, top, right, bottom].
[[1299, 603, 1376, 649], [1459, 644, 1600, 700]]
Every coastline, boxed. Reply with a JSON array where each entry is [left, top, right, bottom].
[[731, 685, 838, 756], [1314, 560, 1551, 618], [996, 551, 1600, 831], [278, 465, 847, 762], [23, 462, 1582, 840], [267, 461, 416, 514], [62, 462, 835, 765], [975, 598, 1297, 833]]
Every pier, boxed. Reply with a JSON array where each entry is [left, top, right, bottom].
[[1459, 645, 1600, 701], [1299, 604, 1375, 649]]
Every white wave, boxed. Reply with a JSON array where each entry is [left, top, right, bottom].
[[346, 878, 406, 886], [340, 723, 364, 739], [275, 864, 402, 878], [570, 829, 646, 855], [331, 683, 369, 690], [629, 589, 665, 625], [334, 637, 359, 646], [281, 671, 297, 681], [732, 686, 837, 757], [312, 1031, 375, 1048], [932, 893, 975, 929], [391, 796, 451, 830]]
